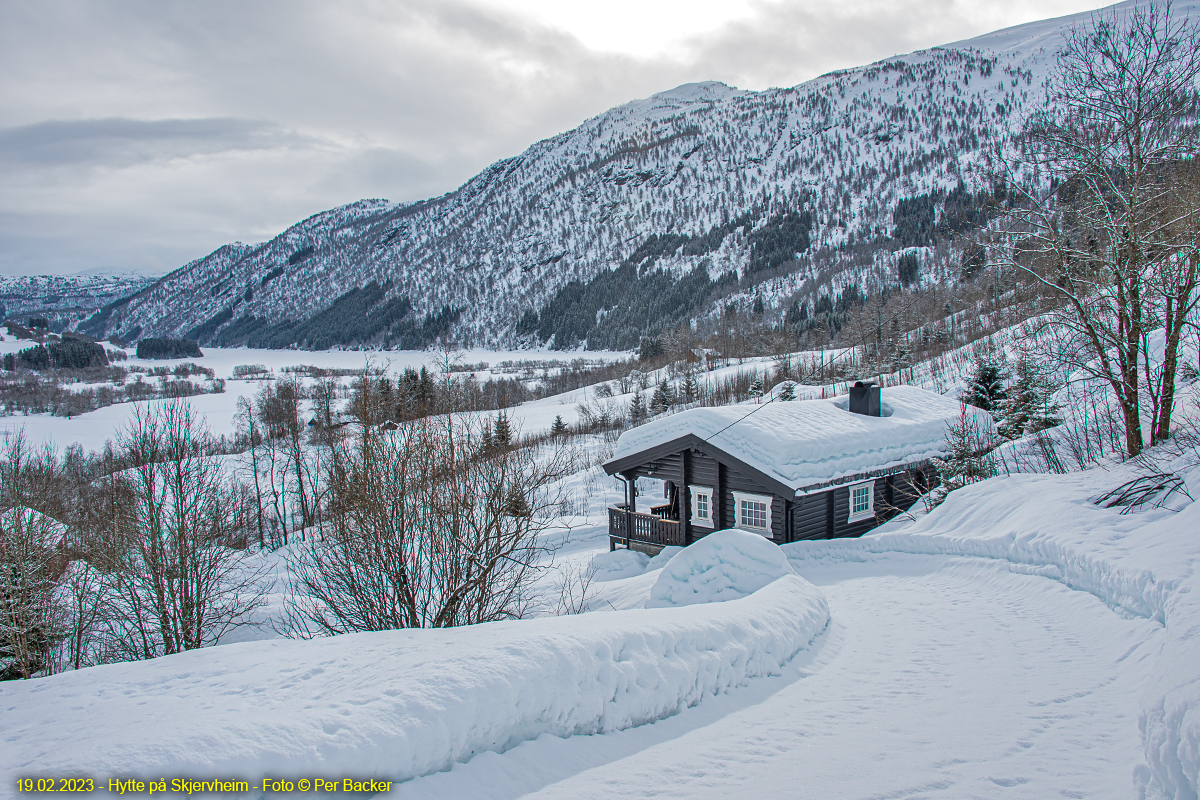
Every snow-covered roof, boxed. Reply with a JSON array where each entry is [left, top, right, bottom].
[[608, 386, 994, 494]]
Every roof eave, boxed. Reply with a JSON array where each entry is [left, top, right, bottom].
[[603, 433, 796, 499], [791, 455, 941, 498]]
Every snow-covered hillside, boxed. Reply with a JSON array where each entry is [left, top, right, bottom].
[[0, 273, 153, 321], [85, 1, 1196, 351]]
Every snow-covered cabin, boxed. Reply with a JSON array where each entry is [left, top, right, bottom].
[[602, 384, 994, 551]]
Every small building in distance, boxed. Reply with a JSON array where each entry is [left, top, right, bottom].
[[601, 384, 994, 552]]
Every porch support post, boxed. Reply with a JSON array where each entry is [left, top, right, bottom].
[[623, 470, 633, 550], [681, 449, 691, 545]]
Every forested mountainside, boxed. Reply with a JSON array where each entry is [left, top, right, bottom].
[[78, 5, 1129, 350], [0, 274, 154, 326]]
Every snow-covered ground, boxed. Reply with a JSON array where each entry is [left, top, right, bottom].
[[4, 453, 1200, 798], [4, 331, 1200, 798], [0, 343, 626, 452], [404, 461, 1200, 799]]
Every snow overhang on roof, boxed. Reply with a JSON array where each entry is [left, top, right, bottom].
[[605, 385, 995, 495]]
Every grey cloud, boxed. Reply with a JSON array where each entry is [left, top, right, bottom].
[[312, 146, 447, 200], [0, 0, 1100, 275], [0, 117, 311, 170]]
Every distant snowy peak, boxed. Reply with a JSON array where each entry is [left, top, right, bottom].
[[628, 81, 749, 110], [948, 0, 1200, 56], [93, 0, 1187, 351]]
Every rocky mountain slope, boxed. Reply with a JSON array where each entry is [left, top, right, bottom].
[[80, 1, 1169, 351]]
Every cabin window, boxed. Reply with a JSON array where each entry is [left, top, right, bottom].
[[689, 485, 714, 528], [731, 491, 772, 536], [847, 480, 875, 523]]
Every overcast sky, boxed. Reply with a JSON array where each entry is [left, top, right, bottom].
[[0, 0, 1107, 277]]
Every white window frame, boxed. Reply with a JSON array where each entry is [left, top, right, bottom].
[[731, 491, 773, 537], [689, 485, 714, 528], [847, 480, 876, 524]]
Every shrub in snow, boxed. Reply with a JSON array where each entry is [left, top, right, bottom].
[[0, 505, 67, 680], [284, 414, 572, 634], [647, 529, 796, 608]]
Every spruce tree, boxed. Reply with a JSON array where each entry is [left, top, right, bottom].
[[493, 412, 511, 447], [964, 349, 1008, 413], [681, 371, 699, 404], [748, 374, 764, 402], [550, 415, 569, 437], [778, 381, 796, 401], [649, 379, 672, 414], [998, 355, 1062, 439], [931, 404, 997, 506], [628, 390, 645, 423]]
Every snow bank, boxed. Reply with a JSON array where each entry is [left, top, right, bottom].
[[590, 548, 651, 581], [648, 529, 795, 608], [609, 386, 994, 491], [782, 467, 1200, 799], [784, 473, 1179, 621], [1, 576, 828, 789]]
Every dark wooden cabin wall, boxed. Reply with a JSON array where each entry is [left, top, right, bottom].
[[789, 494, 828, 541], [719, 459, 786, 540], [686, 452, 721, 542], [640, 453, 683, 485], [628, 451, 939, 545], [833, 485, 877, 538], [788, 465, 934, 541], [688, 452, 720, 489]]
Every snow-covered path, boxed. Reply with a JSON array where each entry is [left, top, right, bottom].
[[401, 554, 1160, 799]]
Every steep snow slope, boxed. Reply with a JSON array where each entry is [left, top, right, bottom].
[[93, 0, 1198, 350]]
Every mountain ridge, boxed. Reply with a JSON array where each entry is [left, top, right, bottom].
[[82, 0, 1184, 351]]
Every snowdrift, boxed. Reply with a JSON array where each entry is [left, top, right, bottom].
[[648, 529, 795, 608], [783, 467, 1200, 800], [1, 574, 828, 788]]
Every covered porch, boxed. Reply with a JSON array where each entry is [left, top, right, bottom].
[[608, 473, 686, 552]]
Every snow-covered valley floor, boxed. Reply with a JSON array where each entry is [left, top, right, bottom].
[[404, 553, 1156, 799]]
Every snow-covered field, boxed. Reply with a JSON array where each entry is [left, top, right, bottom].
[[0, 343, 626, 452]]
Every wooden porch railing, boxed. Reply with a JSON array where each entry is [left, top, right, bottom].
[[608, 506, 684, 549]]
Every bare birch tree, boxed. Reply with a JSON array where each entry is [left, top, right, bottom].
[[100, 400, 266, 659], [0, 434, 67, 679], [257, 377, 318, 531], [992, 1, 1200, 455]]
